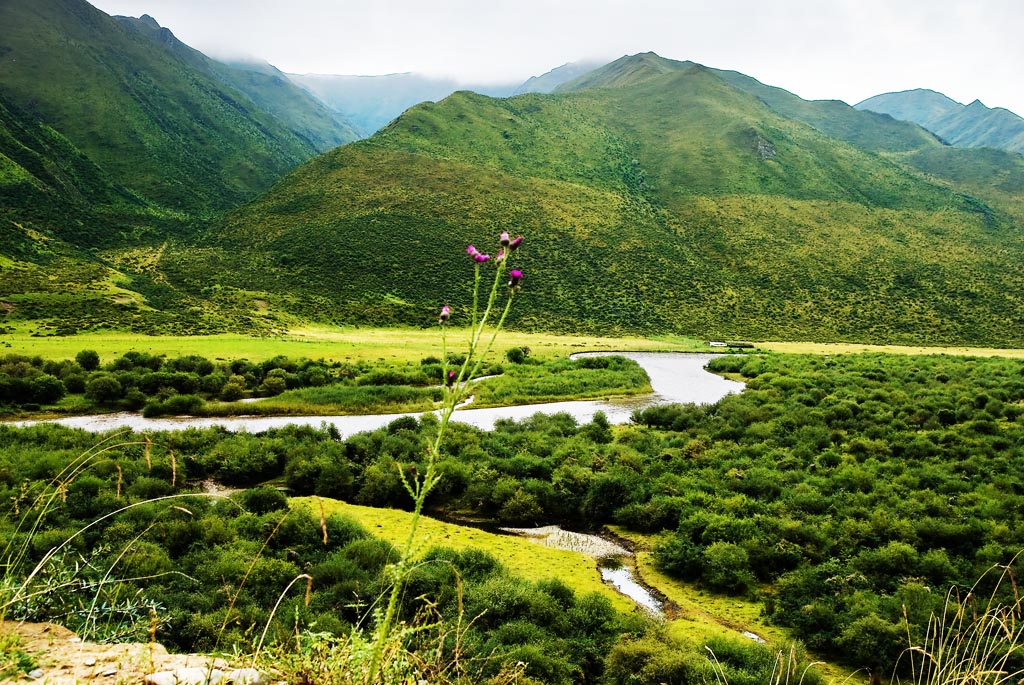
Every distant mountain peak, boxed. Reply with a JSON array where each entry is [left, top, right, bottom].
[[555, 51, 695, 92], [137, 13, 160, 29], [856, 89, 1024, 154], [514, 60, 602, 95]]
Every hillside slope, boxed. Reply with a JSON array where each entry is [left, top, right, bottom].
[[182, 56, 1024, 346], [0, 93, 180, 336], [0, 0, 335, 212], [114, 15, 359, 151], [0, 94, 149, 247]]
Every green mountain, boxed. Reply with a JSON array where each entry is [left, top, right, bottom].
[[177, 54, 1024, 346], [6, 40, 1024, 346], [0, 0, 363, 335], [114, 15, 359, 151], [0, 92, 191, 335], [0, 0, 347, 212], [857, 89, 1024, 154]]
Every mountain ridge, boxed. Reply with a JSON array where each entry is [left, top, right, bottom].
[[857, 88, 1024, 154]]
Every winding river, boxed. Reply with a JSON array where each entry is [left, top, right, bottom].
[[14, 352, 745, 614], [18, 352, 743, 435]]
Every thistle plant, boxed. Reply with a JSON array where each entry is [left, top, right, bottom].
[[365, 231, 524, 684]]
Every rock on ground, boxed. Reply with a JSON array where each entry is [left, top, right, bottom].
[[2, 621, 264, 685]]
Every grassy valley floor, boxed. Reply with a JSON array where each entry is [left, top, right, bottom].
[[7, 326, 1024, 365], [0, 326, 709, 364]]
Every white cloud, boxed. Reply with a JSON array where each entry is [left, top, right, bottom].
[[87, 0, 1024, 114]]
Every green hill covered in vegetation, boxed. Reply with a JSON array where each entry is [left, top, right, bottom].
[[4, 30, 1024, 345], [0, 0, 363, 334], [0, 0, 354, 213], [181, 54, 1024, 345]]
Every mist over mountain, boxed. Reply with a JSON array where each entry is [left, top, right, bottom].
[[857, 89, 1024, 154], [287, 72, 520, 137], [288, 61, 603, 137]]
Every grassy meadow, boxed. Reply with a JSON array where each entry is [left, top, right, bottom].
[[12, 324, 1024, 366], [294, 497, 637, 614], [1, 326, 709, 365]]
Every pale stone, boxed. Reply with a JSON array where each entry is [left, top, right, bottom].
[[144, 673, 176, 685], [145, 668, 224, 685], [222, 668, 268, 684]]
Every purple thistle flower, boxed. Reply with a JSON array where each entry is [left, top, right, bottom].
[[446, 370, 457, 387], [500, 231, 511, 246], [508, 269, 523, 288], [474, 253, 490, 263], [508, 235, 524, 251], [466, 244, 480, 258], [438, 305, 451, 324], [495, 248, 506, 263]]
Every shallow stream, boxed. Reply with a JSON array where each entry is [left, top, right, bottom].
[[499, 524, 664, 615], [17, 352, 743, 435]]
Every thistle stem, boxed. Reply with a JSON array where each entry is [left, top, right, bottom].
[[366, 239, 518, 684]]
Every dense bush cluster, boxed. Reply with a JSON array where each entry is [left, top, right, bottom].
[[278, 352, 1024, 674], [0, 426, 631, 684], [0, 350, 646, 422], [641, 353, 1024, 672], [0, 351, 441, 416], [4, 351, 1024, 680]]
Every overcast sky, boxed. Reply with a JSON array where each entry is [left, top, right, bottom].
[[87, 0, 1024, 116]]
